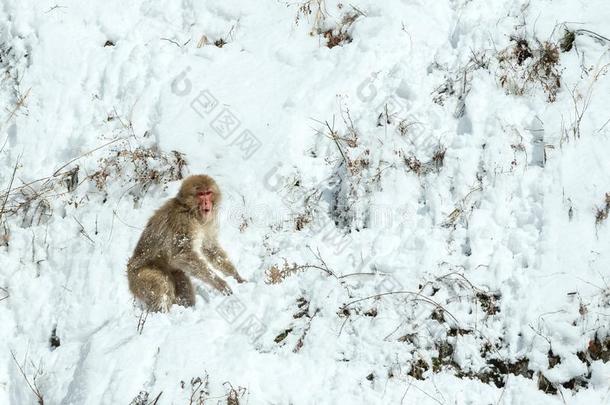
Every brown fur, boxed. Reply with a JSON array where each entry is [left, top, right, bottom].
[[127, 174, 245, 312]]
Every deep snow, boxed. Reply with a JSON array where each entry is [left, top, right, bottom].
[[1, 0, 610, 404]]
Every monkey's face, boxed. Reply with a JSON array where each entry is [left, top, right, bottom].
[[197, 189, 215, 218], [178, 175, 221, 222]]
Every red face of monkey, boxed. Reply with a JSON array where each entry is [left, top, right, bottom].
[[178, 175, 220, 221], [197, 189, 214, 217]]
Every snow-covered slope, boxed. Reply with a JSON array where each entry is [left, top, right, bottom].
[[1, 0, 610, 404]]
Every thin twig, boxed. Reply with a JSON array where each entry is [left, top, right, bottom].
[[306, 246, 335, 277], [337, 272, 381, 279], [293, 308, 320, 353], [151, 391, 163, 405], [407, 380, 444, 405], [160, 37, 182, 48], [137, 309, 149, 334], [0, 156, 20, 223], [327, 121, 348, 165], [0, 89, 32, 153], [341, 290, 460, 325], [45, 4, 67, 13], [72, 215, 95, 245], [574, 29, 610, 43], [5, 88, 31, 124], [51, 137, 122, 177], [10, 350, 44, 404], [0, 286, 8, 301], [311, 116, 348, 164]]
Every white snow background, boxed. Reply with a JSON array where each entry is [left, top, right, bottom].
[[1, 0, 610, 404]]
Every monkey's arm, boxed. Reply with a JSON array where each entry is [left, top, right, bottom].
[[171, 252, 233, 295], [202, 243, 246, 283]]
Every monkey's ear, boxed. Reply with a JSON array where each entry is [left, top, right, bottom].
[[213, 185, 222, 206], [176, 187, 191, 204], [176, 177, 193, 200]]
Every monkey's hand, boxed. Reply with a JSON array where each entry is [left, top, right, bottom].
[[211, 275, 233, 295], [171, 253, 232, 295], [202, 244, 245, 284]]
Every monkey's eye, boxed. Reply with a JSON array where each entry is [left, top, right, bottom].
[[196, 190, 213, 197]]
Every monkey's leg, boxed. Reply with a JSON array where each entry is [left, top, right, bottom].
[[171, 270, 195, 307], [128, 267, 176, 312], [171, 253, 233, 295], [202, 244, 246, 283]]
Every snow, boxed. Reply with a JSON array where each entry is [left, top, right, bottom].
[[1, 0, 610, 404]]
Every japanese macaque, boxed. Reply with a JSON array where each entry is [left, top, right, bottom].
[[127, 175, 245, 312]]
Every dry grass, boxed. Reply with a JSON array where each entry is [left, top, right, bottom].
[[128, 391, 162, 405], [0, 140, 127, 232], [317, 116, 369, 175], [430, 51, 489, 117], [177, 373, 246, 405], [195, 21, 240, 49], [560, 29, 575, 52], [293, 1, 362, 48], [90, 143, 187, 202], [595, 193, 610, 225], [265, 260, 304, 284], [294, 0, 328, 33], [401, 145, 447, 176], [0, 140, 187, 242], [0, 157, 61, 228], [386, 269, 609, 394], [295, 213, 312, 230], [321, 11, 359, 49], [498, 37, 562, 102], [309, 113, 373, 230], [265, 252, 337, 284]]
